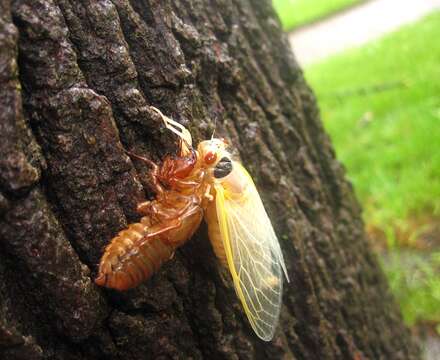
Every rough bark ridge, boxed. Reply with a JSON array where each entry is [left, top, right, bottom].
[[0, 0, 419, 359]]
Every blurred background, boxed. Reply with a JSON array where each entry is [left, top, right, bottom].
[[272, 0, 440, 358]]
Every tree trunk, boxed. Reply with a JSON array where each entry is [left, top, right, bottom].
[[0, 0, 419, 359]]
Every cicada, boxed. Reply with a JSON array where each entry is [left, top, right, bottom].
[[96, 107, 289, 341]]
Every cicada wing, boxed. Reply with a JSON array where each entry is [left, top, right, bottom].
[[215, 164, 288, 341]]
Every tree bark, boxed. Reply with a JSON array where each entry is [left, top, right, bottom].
[[0, 0, 419, 359]]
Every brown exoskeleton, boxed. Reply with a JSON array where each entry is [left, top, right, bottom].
[[96, 107, 213, 290]]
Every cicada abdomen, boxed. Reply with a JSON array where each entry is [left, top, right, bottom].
[[96, 190, 205, 291], [95, 219, 170, 291]]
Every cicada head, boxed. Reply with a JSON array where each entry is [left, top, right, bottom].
[[197, 138, 233, 179]]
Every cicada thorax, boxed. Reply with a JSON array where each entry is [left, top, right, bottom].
[[204, 158, 243, 269], [95, 151, 208, 291]]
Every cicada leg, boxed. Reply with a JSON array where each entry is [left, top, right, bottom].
[[150, 106, 192, 156], [125, 149, 164, 195], [204, 184, 214, 202], [147, 198, 194, 221], [142, 218, 182, 241], [136, 201, 151, 215], [143, 201, 203, 248], [125, 150, 158, 170]]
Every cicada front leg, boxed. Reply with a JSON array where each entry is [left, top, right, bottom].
[[204, 184, 214, 202], [125, 149, 164, 195]]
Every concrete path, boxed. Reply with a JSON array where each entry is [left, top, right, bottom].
[[289, 0, 440, 65], [425, 335, 440, 360]]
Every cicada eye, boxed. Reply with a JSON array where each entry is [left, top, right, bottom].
[[204, 151, 217, 165], [214, 156, 232, 178]]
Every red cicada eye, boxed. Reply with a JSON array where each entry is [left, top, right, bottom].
[[204, 151, 217, 165]]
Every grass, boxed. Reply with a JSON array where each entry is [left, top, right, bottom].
[[383, 251, 440, 329], [305, 12, 440, 237], [303, 12, 440, 328], [272, 0, 363, 31]]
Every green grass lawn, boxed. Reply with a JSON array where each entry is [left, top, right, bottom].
[[272, 0, 363, 30], [303, 12, 440, 328], [383, 251, 440, 329], [305, 12, 440, 235]]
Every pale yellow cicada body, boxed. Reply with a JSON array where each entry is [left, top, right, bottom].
[[180, 114, 290, 341], [207, 159, 289, 340]]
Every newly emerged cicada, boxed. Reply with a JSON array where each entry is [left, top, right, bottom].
[[96, 107, 289, 341]]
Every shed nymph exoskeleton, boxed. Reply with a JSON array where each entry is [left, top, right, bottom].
[[95, 107, 289, 341]]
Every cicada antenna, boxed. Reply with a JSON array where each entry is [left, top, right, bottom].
[[150, 106, 193, 155], [211, 117, 218, 140]]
